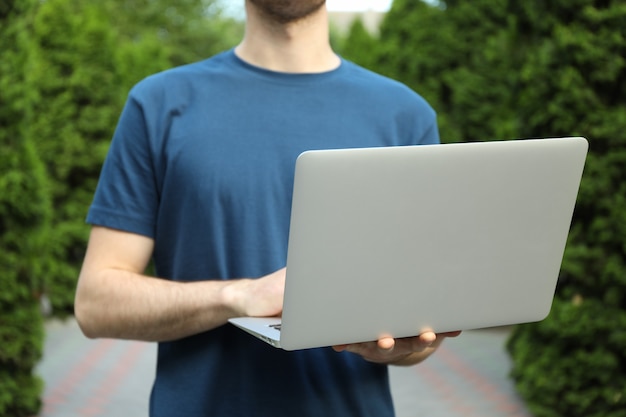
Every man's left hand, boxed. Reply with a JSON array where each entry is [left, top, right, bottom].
[[332, 331, 461, 366]]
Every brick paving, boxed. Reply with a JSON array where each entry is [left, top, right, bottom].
[[36, 318, 532, 417], [389, 329, 532, 417]]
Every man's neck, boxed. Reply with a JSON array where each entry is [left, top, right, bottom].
[[235, 3, 340, 74]]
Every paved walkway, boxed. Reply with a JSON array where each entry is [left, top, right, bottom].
[[36, 318, 532, 417]]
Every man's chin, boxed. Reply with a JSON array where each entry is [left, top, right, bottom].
[[248, 0, 326, 24]]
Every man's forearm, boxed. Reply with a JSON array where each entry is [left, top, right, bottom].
[[75, 269, 243, 342]]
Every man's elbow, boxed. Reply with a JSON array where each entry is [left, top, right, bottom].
[[74, 288, 104, 339]]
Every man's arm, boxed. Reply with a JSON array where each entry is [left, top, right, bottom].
[[74, 226, 285, 342]]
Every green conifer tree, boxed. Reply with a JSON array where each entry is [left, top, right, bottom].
[[104, 0, 243, 67], [28, 0, 127, 314], [339, 18, 377, 70], [0, 0, 49, 415]]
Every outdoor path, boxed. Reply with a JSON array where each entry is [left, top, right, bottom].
[[36, 318, 532, 417]]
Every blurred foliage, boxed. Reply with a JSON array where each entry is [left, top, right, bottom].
[[507, 296, 626, 416], [28, 0, 128, 315], [103, 0, 243, 68], [341, 0, 626, 416], [0, 1, 48, 415]]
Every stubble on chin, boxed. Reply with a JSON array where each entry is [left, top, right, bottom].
[[248, 0, 326, 24]]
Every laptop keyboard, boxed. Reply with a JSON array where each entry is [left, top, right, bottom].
[[269, 324, 282, 332]]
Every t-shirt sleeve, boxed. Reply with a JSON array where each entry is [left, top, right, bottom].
[[86, 90, 159, 238], [395, 80, 440, 146], [418, 114, 440, 145]]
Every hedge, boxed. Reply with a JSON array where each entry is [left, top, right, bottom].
[[0, 1, 49, 415]]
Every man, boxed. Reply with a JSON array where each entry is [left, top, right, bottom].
[[75, 1, 459, 416]]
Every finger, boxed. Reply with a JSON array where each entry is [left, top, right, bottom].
[[377, 337, 395, 351], [419, 331, 437, 344]]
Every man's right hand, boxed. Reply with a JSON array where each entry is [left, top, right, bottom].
[[226, 268, 286, 318]]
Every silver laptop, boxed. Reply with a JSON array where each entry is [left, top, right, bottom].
[[229, 137, 588, 351]]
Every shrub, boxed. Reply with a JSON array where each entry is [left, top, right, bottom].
[[28, 0, 126, 315], [507, 297, 626, 417], [0, 1, 49, 415]]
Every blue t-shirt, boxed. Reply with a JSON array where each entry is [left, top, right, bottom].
[[88, 49, 439, 417]]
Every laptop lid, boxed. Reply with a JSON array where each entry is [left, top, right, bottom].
[[231, 137, 588, 351]]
